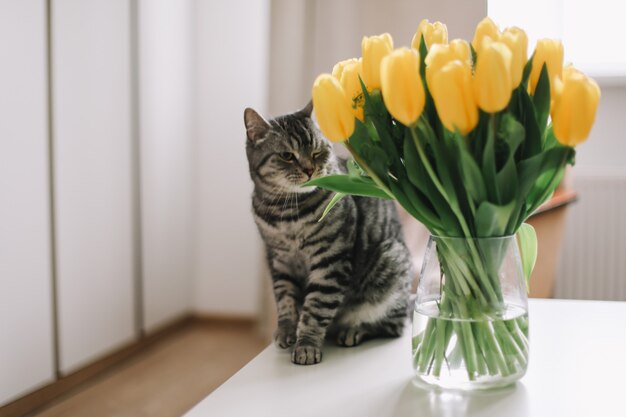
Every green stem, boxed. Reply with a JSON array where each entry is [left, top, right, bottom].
[[344, 142, 394, 199], [410, 125, 502, 305], [416, 318, 438, 372]]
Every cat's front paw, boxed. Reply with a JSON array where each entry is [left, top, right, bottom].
[[336, 327, 366, 347], [274, 325, 297, 349], [291, 345, 322, 365]]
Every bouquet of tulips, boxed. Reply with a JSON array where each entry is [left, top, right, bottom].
[[309, 17, 600, 382]]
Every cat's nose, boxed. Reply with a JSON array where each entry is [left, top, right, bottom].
[[303, 166, 315, 178]]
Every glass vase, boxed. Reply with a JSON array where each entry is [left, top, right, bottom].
[[412, 235, 529, 390]]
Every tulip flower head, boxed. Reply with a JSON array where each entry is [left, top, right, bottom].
[[361, 33, 394, 90], [425, 39, 471, 88], [501, 27, 528, 88], [551, 68, 600, 146], [472, 17, 501, 55], [473, 38, 513, 113], [332, 58, 359, 81], [411, 19, 448, 50], [380, 48, 425, 126], [337, 59, 365, 121], [431, 60, 479, 135], [312, 74, 355, 142]]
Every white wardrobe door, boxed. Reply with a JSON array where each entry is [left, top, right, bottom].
[[52, 0, 136, 373], [0, 0, 55, 405], [138, 0, 194, 332]]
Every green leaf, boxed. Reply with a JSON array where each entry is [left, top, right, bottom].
[[517, 223, 538, 291], [521, 51, 535, 88], [475, 200, 516, 237], [517, 152, 546, 198], [419, 35, 428, 80], [403, 130, 423, 189], [459, 150, 487, 204], [496, 151, 518, 205], [346, 159, 364, 176], [532, 63, 551, 137], [318, 192, 345, 222], [498, 113, 525, 155], [482, 118, 498, 202], [518, 88, 543, 159], [388, 179, 420, 221], [524, 147, 573, 215], [543, 124, 559, 150], [399, 179, 440, 230], [305, 175, 392, 200], [470, 43, 477, 70]]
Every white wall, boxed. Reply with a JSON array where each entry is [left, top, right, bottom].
[[139, 0, 195, 332], [270, 0, 488, 115], [192, 0, 269, 316]]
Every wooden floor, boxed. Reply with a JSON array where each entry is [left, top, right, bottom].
[[30, 322, 266, 417]]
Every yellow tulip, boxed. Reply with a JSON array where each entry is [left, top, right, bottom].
[[431, 60, 478, 135], [311, 74, 355, 142], [332, 58, 359, 81], [425, 39, 471, 88], [561, 63, 582, 81], [473, 39, 513, 112], [338, 59, 365, 121], [472, 17, 501, 55], [449, 39, 471, 64], [529, 38, 563, 96], [551, 70, 600, 146], [361, 33, 394, 90], [380, 48, 425, 126], [501, 27, 528, 88], [411, 19, 448, 50]]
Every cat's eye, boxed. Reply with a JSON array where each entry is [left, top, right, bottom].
[[311, 151, 322, 159], [279, 152, 295, 162]]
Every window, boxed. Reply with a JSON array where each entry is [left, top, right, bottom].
[[489, 0, 626, 78]]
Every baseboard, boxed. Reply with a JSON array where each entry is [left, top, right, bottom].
[[0, 313, 257, 417]]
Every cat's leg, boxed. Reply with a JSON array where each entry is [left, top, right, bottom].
[[335, 300, 408, 347], [335, 239, 411, 347], [336, 326, 369, 347], [270, 267, 302, 349], [292, 258, 352, 365]]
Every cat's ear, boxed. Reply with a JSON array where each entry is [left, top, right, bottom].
[[244, 108, 270, 143], [299, 100, 313, 117]]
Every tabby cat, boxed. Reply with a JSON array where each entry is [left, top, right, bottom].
[[244, 102, 411, 365]]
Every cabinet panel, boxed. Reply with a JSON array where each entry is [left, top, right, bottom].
[[52, 0, 136, 373], [138, 0, 194, 332], [0, 0, 55, 405]]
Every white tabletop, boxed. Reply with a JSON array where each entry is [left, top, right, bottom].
[[185, 299, 626, 417]]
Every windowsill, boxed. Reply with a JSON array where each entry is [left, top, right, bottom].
[[581, 68, 626, 87]]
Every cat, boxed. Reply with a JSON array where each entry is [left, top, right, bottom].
[[244, 102, 412, 365]]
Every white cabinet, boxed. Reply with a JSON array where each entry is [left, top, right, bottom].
[[138, 0, 194, 333], [0, 0, 55, 405], [51, 0, 137, 374], [0, 0, 197, 403]]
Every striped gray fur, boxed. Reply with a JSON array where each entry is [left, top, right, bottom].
[[244, 103, 412, 365]]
